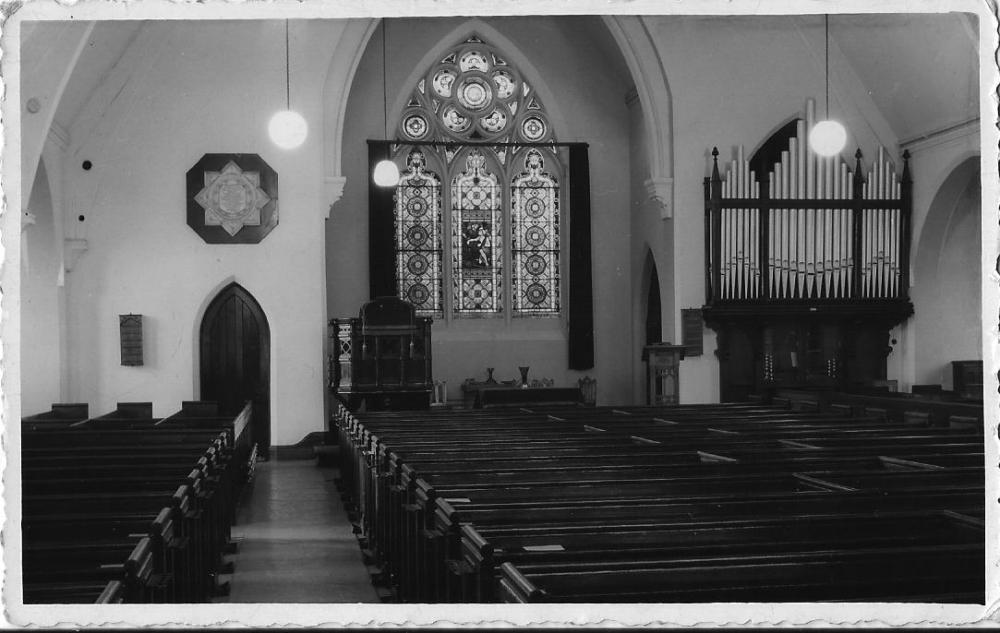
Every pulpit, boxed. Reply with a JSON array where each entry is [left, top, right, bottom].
[[643, 343, 686, 405], [329, 297, 433, 411]]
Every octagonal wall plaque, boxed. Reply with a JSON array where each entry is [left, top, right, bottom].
[[187, 153, 278, 244]]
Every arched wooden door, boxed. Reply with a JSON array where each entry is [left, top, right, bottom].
[[200, 283, 271, 454]]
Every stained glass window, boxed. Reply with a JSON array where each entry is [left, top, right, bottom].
[[391, 35, 562, 318], [452, 151, 503, 314], [395, 149, 443, 315], [511, 150, 559, 314]]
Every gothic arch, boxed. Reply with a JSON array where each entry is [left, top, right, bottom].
[[914, 156, 980, 287], [389, 20, 569, 146], [321, 16, 674, 213], [601, 16, 674, 215]]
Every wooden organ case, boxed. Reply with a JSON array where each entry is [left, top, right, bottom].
[[330, 297, 433, 411], [702, 110, 914, 401]]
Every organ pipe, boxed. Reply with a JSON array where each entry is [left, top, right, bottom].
[[706, 99, 909, 303]]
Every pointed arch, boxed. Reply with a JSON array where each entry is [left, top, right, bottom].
[[914, 156, 980, 289], [323, 16, 673, 190], [641, 248, 664, 345], [601, 16, 674, 216], [198, 282, 272, 452], [390, 19, 569, 146]]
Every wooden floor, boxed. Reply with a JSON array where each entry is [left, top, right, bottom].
[[214, 458, 379, 603]]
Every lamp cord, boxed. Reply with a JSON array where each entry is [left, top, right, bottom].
[[285, 20, 291, 109], [824, 14, 829, 119], [382, 19, 389, 141]]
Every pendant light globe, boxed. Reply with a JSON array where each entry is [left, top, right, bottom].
[[809, 119, 846, 157], [269, 110, 308, 150], [373, 158, 400, 187]]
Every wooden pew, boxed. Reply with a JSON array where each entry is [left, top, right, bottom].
[[20, 402, 251, 603], [21, 403, 90, 431], [460, 510, 981, 602], [496, 542, 983, 602], [335, 402, 985, 603]]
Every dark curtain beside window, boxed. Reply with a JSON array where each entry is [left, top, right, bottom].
[[369, 141, 397, 300], [568, 145, 594, 370]]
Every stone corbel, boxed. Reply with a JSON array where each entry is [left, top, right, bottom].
[[324, 176, 347, 219], [644, 177, 673, 219], [63, 237, 88, 273]]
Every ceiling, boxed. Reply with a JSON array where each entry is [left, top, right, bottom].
[[25, 13, 983, 148]]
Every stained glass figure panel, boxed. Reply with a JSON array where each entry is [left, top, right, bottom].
[[511, 149, 559, 314], [452, 151, 503, 314], [395, 150, 443, 315]]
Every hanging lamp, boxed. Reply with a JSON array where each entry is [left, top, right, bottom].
[[373, 18, 400, 187], [268, 20, 308, 150], [808, 14, 846, 157]]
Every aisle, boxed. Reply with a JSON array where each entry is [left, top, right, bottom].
[[214, 458, 379, 603]]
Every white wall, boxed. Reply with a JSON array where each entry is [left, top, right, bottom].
[[47, 20, 343, 444], [20, 160, 62, 415], [902, 144, 982, 390]]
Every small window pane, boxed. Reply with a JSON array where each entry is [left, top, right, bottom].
[[511, 149, 559, 314], [395, 150, 443, 315]]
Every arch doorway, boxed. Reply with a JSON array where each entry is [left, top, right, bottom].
[[200, 283, 271, 453]]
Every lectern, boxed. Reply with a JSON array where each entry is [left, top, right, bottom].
[[643, 343, 686, 406]]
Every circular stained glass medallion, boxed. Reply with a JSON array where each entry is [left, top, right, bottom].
[[459, 50, 490, 72], [406, 225, 429, 247], [524, 225, 546, 247], [521, 116, 547, 141], [406, 196, 428, 217], [442, 106, 471, 133], [432, 69, 456, 97], [480, 108, 508, 133], [407, 254, 430, 275], [408, 283, 430, 305], [526, 283, 548, 305], [403, 114, 429, 139], [524, 196, 546, 218], [492, 70, 516, 99], [457, 77, 492, 112], [525, 254, 547, 275]]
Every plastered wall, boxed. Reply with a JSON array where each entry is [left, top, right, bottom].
[[37, 20, 345, 445]]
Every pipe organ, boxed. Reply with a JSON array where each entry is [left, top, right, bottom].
[[705, 99, 911, 304], [702, 100, 915, 401]]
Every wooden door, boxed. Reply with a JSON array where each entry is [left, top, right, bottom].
[[200, 283, 270, 453]]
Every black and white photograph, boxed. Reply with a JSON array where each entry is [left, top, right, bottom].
[[3, 0, 997, 627]]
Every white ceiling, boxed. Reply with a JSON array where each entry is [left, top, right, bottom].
[[32, 14, 983, 149], [830, 12, 979, 141]]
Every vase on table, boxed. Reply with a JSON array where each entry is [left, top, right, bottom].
[[518, 366, 530, 389], [485, 367, 497, 384]]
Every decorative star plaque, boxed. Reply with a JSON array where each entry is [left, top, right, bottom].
[[186, 154, 278, 244]]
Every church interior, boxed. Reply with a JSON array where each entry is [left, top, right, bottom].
[[8, 3, 995, 621]]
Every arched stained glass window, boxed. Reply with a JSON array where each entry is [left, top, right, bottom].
[[391, 35, 561, 319], [401, 36, 553, 146], [511, 149, 559, 314], [395, 149, 443, 314], [452, 151, 503, 314]]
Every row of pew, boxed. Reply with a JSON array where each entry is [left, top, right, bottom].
[[335, 401, 985, 603], [20, 400, 258, 604]]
